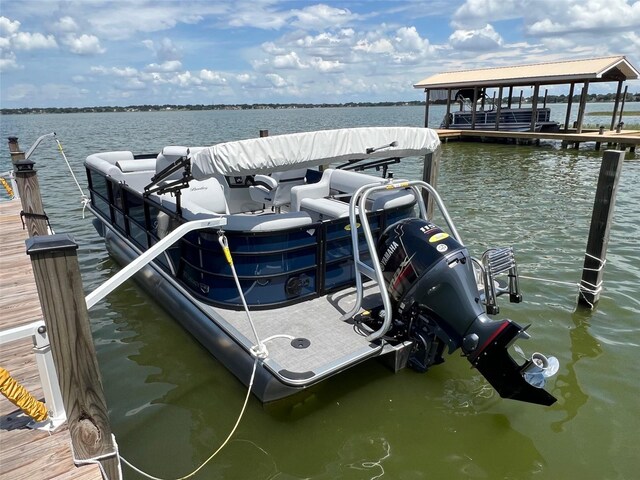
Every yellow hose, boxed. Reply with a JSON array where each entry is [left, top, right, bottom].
[[0, 177, 14, 199], [0, 367, 48, 422]]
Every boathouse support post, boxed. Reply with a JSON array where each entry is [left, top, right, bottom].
[[564, 83, 575, 132], [575, 81, 590, 134], [507, 86, 513, 108], [470, 87, 478, 129], [617, 85, 628, 127], [578, 149, 624, 309], [422, 145, 441, 219], [610, 80, 623, 130], [424, 89, 431, 128], [7, 137, 49, 237], [530, 84, 540, 132], [445, 88, 452, 128], [495, 86, 503, 130], [25, 234, 121, 480]]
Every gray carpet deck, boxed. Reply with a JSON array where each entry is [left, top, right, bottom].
[[208, 285, 383, 375]]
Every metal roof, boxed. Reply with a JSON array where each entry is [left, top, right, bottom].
[[414, 56, 639, 90]]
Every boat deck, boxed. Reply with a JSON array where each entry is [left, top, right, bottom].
[[0, 199, 101, 480], [210, 284, 384, 381]]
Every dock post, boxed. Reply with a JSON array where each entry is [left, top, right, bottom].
[[26, 234, 121, 479], [422, 145, 442, 219], [259, 129, 269, 137], [578, 150, 624, 309], [7, 137, 49, 236]]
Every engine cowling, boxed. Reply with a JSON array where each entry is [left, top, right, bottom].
[[377, 218, 557, 406]]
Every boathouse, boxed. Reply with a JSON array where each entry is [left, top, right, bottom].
[[414, 56, 639, 133]]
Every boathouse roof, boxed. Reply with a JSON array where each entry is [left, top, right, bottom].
[[413, 56, 639, 90]]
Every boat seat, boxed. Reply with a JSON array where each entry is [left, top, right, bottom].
[[156, 146, 191, 183], [291, 168, 416, 214], [116, 158, 156, 172], [249, 169, 308, 211], [299, 198, 352, 220], [224, 211, 313, 232], [179, 177, 229, 219]]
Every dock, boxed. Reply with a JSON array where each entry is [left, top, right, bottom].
[[435, 128, 640, 151], [0, 199, 102, 480]]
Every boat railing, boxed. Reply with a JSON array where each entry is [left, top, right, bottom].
[[342, 180, 462, 341], [86, 217, 227, 309]]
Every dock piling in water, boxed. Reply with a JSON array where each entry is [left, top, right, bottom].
[[578, 149, 625, 309]]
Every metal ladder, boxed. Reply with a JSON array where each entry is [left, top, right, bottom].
[[341, 179, 463, 341]]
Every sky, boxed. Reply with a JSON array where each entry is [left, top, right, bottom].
[[1, 0, 639, 108]]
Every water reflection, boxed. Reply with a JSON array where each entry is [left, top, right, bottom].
[[550, 308, 602, 433]]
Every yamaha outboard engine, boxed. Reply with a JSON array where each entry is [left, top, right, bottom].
[[377, 218, 557, 406]]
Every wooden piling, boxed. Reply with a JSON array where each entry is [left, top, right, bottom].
[[578, 150, 624, 308], [26, 234, 121, 479], [422, 145, 442, 219], [7, 137, 49, 237], [259, 129, 269, 137]]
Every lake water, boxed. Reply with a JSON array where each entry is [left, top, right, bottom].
[[1, 104, 639, 479]]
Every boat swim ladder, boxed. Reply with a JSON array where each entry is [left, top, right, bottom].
[[341, 180, 463, 341]]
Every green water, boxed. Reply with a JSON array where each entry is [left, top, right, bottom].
[[1, 106, 639, 479]]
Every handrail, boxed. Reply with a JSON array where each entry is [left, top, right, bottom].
[[342, 179, 463, 341], [86, 217, 227, 309]]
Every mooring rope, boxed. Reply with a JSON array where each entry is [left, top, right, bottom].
[[519, 252, 606, 309], [54, 137, 91, 218]]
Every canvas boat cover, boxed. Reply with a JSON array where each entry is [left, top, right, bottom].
[[190, 127, 440, 179]]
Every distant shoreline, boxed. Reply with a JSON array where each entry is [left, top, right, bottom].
[[2, 96, 639, 115]]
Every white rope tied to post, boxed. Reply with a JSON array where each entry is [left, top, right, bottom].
[[55, 136, 91, 218]]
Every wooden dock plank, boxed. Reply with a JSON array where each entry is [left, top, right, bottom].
[[0, 199, 102, 480]]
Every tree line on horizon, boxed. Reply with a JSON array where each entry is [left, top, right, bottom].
[[1, 92, 638, 115]]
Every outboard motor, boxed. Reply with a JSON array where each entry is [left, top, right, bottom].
[[377, 218, 557, 406]]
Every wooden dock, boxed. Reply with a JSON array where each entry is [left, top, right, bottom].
[[436, 128, 640, 150], [0, 199, 102, 480]]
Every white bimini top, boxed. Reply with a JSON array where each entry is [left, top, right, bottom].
[[190, 127, 440, 179]]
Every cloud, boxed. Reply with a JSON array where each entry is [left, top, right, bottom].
[[142, 38, 181, 61], [145, 60, 182, 73], [91, 66, 139, 77], [272, 51, 307, 69], [62, 33, 105, 55], [309, 57, 343, 73], [200, 69, 227, 85], [449, 24, 503, 51], [266, 73, 287, 88], [54, 16, 79, 33], [0, 52, 19, 72], [12, 31, 57, 50], [451, 0, 522, 29], [0, 16, 20, 36], [291, 4, 354, 30]]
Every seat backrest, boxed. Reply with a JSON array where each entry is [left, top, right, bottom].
[[180, 177, 229, 218], [249, 168, 308, 209], [156, 146, 190, 182]]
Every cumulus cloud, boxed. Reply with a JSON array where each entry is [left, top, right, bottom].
[[62, 33, 105, 55], [0, 16, 20, 36], [273, 51, 307, 69], [145, 60, 182, 73], [200, 69, 227, 84], [54, 16, 79, 33], [449, 24, 503, 51], [0, 51, 19, 72], [291, 4, 354, 30], [12, 32, 57, 50], [266, 73, 287, 88]]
